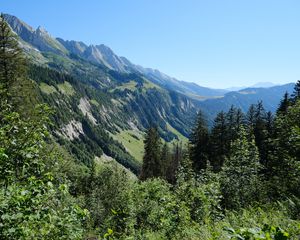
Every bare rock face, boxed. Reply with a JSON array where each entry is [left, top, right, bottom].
[[3, 14, 67, 55], [56, 38, 88, 56], [3, 14, 34, 42]]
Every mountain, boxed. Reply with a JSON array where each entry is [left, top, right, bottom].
[[3, 13, 295, 173], [226, 82, 278, 91], [118, 57, 228, 98], [251, 82, 277, 88], [199, 84, 295, 124], [5, 13, 226, 98]]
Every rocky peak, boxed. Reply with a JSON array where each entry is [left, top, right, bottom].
[[3, 14, 67, 55], [36, 26, 48, 35], [3, 13, 34, 42], [56, 38, 88, 55]]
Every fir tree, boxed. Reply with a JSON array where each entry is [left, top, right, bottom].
[[189, 111, 209, 171], [226, 105, 245, 142], [277, 92, 291, 115], [246, 104, 256, 129], [160, 142, 170, 179], [210, 111, 227, 171], [165, 143, 182, 184], [140, 127, 163, 180], [291, 80, 300, 103], [253, 101, 268, 166], [268, 99, 300, 198]]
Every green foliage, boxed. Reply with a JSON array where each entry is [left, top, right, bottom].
[[0, 176, 88, 239], [175, 162, 223, 225], [224, 224, 290, 240], [0, 17, 87, 239], [0, 14, 26, 101], [84, 164, 133, 236], [267, 100, 300, 198], [221, 127, 262, 209]]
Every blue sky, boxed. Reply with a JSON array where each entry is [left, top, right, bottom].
[[1, 0, 300, 88]]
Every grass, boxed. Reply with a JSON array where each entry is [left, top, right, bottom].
[[185, 92, 224, 101], [166, 122, 189, 144], [113, 130, 145, 163], [143, 79, 161, 91], [39, 82, 57, 94], [113, 81, 137, 92], [90, 99, 99, 107], [112, 124, 187, 162], [94, 155, 137, 179], [57, 81, 75, 96]]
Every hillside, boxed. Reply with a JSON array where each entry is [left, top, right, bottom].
[[3, 13, 295, 173], [1, 8, 300, 240]]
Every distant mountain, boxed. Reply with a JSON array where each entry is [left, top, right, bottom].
[[3, 13, 296, 173], [226, 82, 278, 91], [250, 82, 277, 88], [200, 83, 295, 124], [119, 57, 228, 97], [226, 86, 247, 91]]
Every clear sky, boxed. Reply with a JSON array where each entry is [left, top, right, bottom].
[[1, 0, 300, 88]]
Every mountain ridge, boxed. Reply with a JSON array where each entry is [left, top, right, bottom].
[[2, 13, 296, 172], [3, 13, 229, 98]]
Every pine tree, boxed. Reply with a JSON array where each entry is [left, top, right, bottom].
[[189, 111, 209, 171], [221, 127, 261, 209], [140, 127, 163, 180], [268, 99, 300, 198], [277, 92, 291, 115], [226, 105, 245, 142], [160, 142, 170, 179], [165, 143, 182, 184], [210, 111, 227, 171], [291, 80, 300, 103], [246, 104, 256, 129], [253, 101, 268, 166]]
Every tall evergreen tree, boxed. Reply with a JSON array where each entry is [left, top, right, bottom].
[[226, 105, 245, 142], [210, 111, 227, 171], [189, 111, 209, 171], [291, 80, 300, 103], [140, 127, 163, 180], [165, 143, 182, 184], [277, 92, 291, 115], [246, 104, 256, 129], [268, 99, 300, 198], [160, 142, 170, 179], [253, 101, 268, 166]]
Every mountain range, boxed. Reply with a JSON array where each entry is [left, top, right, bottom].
[[3, 13, 296, 172]]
